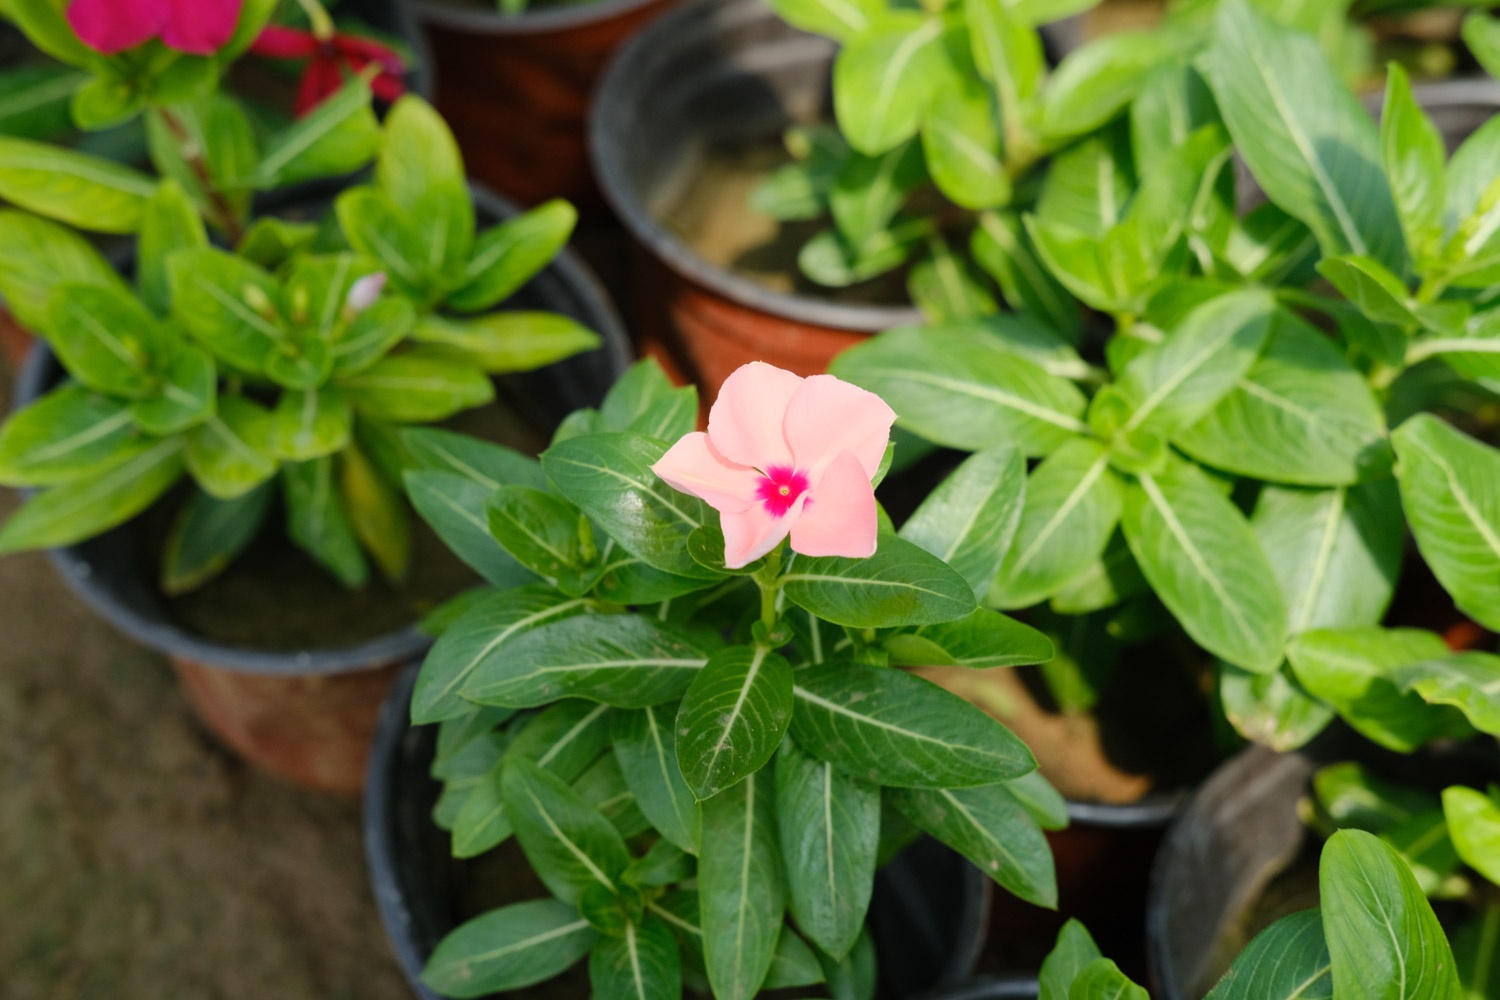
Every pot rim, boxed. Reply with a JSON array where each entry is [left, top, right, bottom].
[[916, 977, 1041, 1000], [588, 0, 926, 334], [400, 0, 666, 37], [12, 182, 630, 678], [1065, 787, 1187, 828]]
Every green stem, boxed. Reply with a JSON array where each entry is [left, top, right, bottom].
[[1415, 272, 1449, 304], [752, 544, 785, 632], [156, 106, 245, 245], [294, 0, 337, 39]]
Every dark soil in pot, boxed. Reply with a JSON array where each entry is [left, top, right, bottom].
[[1147, 739, 1500, 999], [366, 663, 993, 1000], [591, 0, 923, 399]]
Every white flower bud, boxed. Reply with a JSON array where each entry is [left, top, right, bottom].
[[345, 272, 387, 313]]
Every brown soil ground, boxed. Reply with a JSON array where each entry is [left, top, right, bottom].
[[0, 352, 412, 1000]]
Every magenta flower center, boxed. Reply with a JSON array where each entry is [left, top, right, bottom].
[[755, 466, 810, 518]]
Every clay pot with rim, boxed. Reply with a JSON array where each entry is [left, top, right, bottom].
[[10, 184, 630, 795], [395, 0, 681, 213], [364, 662, 995, 1000], [590, 0, 924, 403]]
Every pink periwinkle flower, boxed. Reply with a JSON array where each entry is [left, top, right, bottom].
[[67, 0, 244, 56], [652, 362, 896, 570]]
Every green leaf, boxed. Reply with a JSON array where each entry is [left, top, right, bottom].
[[161, 481, 274, 595], [341, 442, 410, 583], [798, 222, 929, 287], [921, 78, 1010, 211], [1314, 760, 1435, 832], [1068, 958, 1148, 1000], [282, 457, 367, 589], [1131, 62, 1219, 177], [1174, 311, 1389, 487], [413, 586, 594, 724], [590, 916, 681, 1000], [0, 438, 183, 554], [422, 899, 595, 999], [1122, 461, 1287, 673], [1392, 653, 1500, 737], [131, 343, 216, 436], [830, 325, 1088, 454], [988, 438, 1122, 609], [1035, 124, 1135, 238], [253, 75, 379, 189], [832, 14, 948, 156], [45, 282, 163, 398], [270, 387, 351, 462], [830, 140, 925, 252], [1040, 31, 1181, 141], [888, 608, 1054, 669], [780, 535, 977, 629], [0, 136, 154, 233], [167, 247, 282, 375], [765, 0, 883, 39], [235, 217, 317, 270], [144, 97, 255, 232], [1444, 786, 1500, 886], [790, 661, 1035, 787], [332, 298, 414, 376], [698, 768, 786, 1000], [137, 180, 206, 317], [1318, 255, 1423, 330], [0, 385, 149, 486], [183, 395, 277, 500], [405, 470, 537, 591], [966, 0, 1044, 107], [1040, 919, 1103, 1000], [1004, 769, 1069, 830], [897, 446, 1025, 601], [1287, 627, 1471, 752], [503, 756, 632, 905], [464, 613, 713, 710], [485, 485, 588, 589], [1113, 289, 1277, 437], [542, 433, 721, 581], [413, 311, 601, 374], [1220, 663, 1335, 752], [817, 927, 877, 1000], [1200, 0, 1405, 272], [335, 187, 428, 296], [1381, 65, 1446, 264], [1392, 415, 1500, 632], [612, 704, 700, 854], [1204, 909, 1330, 1000], [676, 646, 794, 799], [1320, 829, 1461, 1000], [765, 929, 826, 989], [448, 198, 578, 313], [377, 94, 468, 209], [774, 738, 879, 958], [1252, 482, 1402, 637], [908, 235, 999, 322], [890, 782, 1056, 908], [597, 360, 698, 442], [971, 211, 1081, 342], [1451, 906, 1500, 1000], [0, 65, 82, 141], [0, 209, 126, 332], [340, 348, 494, 423]]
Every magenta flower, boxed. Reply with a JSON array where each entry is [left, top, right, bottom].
[[652, 362, 896, 569], [67, 0, 244, 55]]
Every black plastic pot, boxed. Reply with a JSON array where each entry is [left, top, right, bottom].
[[365, 662, 993, 1000], [590, 0, 923, 400], [12, 183, 629, 794], [919, 979, 1040, 1000]]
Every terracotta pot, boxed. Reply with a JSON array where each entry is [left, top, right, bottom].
[[591, 0, 922, 403], [398, 0, 679, 212], [10, 185, 630, 795], [0, 307, 34, 371], [364, 664, 994, 1000]]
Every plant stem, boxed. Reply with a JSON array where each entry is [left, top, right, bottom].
[[294, 0, 336, 39], [752, 545, 785, 632], [156, 106, 245, 245]]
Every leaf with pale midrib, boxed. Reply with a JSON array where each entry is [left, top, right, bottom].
[[676, 646, 793, 800]]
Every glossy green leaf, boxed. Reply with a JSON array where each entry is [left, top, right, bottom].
[[0, 384, 148, 486], [1219, 663, 1335, 752], [832, 13, 948, 155], [971, 211, 1081, 342], [167, 247, 283, 374], [1122, 461, 1287, 673], [270, 386, 351, 461], [448, 198, 578, 313], [405, 470, 537, 592], [896, 445, 1025, 600], [921, 78, 1009, 210], [335, 186, 427, 297], [341, 348, 494, 423], [612, 704, 700, 854], [45, 282, 163, 398], [136, 180, 206, 317], [1040, 919, 1103, 1000], [1040, 31, 1181, 141], [1392, 653, 1500, 736], [252, 75, 378, 189], [282, 457, 367, 589], [780, 535, 976, 629], [590, 916, 681, 1000], [1068, 958, 1148, 1000], [503, 756, 631, 905], [0, 209, 126, 332], [1320, 829, 1461, 1000], [421, 899, 595, 999], [332, 298, 414, 376], [161, 481, 274, 595], [465, 613, 712, 710], [1381, 65, 1446, 263], [597, 360, 698, 443], [1392, 415, 1500, 632], [0, 65, 82, 140], [888, 608, 1054, 669], [908, 235, 999, 323], [698, 768, 786, 1000], [1203, 909, 1331, 1000], [1444, 786, 1500, 886], [0, 136, 154, 233], [676, 646, 793, 799], [183, 395, 277, 500], [766, 0, 883, 39], [775, 738, 879, 958], [131, 343, 216, 436], [790, 661, 1035, 787], [890, 782, 1055, 907], [764, 929, 826, 989], [830, 140, 925, 252], [830, 325, 1089, 454], [413, 311, 600, 374]]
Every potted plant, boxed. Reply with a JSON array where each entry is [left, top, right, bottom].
[[395, 0, 682, 211], [0, 0, 627, 793], [590, 0, 1194, 397], [377, 358, 1069, 997]]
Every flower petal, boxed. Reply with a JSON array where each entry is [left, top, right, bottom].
[[707, 361, 801, 471], [295, 57, 344, 117], [651, 432, 760, 515], [249, 24, 320, 58], [784, 373, 895, 482], [335, 33, 407, 76], [161, 0, 244, 54], [722, 495, 804, 570], [68, 0, 164, 54], [789, 450, 878, 560]]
